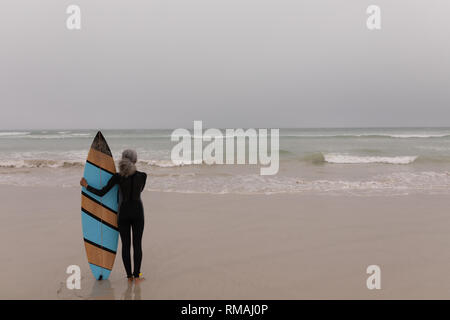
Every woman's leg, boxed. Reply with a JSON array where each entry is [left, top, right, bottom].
[[118, 215, 133, 278], [131, 214, 145, 278]]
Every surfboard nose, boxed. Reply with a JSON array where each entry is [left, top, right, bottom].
[[90, 131, 112, 156], [94, 131, 105, 144]]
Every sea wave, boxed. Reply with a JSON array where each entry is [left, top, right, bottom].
[[299, 152, 326, 164], [0, 131, 31, 136], [26, 133, 92, 139], [282, 134, 450, 139], [0, 158, 201, 169], [138, 159, 205, 167], [323, 154, 418, 165], [2, 130, 450, 140], [1, 164, 450, 196], [0, 133, 92, 139], [298, 153, 420, 165], [0, 153, 432, 168], [383, 134, 450, 138], [0, 159, 84, 168]]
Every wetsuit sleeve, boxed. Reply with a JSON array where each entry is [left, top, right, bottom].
[[86, 174, 119, 197], [141, 172, 147, 192]]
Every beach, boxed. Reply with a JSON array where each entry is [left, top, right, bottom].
[[2, 185, 450, 299], [2, 0, 450, 305], [2, 128, 450, 299]]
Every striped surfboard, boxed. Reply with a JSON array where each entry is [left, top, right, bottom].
[[81, 131, 119, 280]]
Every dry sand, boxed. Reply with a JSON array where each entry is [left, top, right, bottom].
[[1, 185, 450, 299]]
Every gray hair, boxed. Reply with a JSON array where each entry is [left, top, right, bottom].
[[118, 149, 137, 177]]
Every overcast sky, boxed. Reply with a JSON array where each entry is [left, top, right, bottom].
[[1, 0, 449, 129]]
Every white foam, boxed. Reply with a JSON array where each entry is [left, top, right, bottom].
[[26, 133, 92, 139], [323, 154, 418, 165], [138, 159, 203, 167], [280, 133, 450, 138], [0, 131, 30, 136], [386, 134, 450, 138], [0, 156, 191, 169], [0, 159, 83, 168]]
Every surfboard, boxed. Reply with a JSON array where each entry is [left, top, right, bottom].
[[81, 131, 119, 280]]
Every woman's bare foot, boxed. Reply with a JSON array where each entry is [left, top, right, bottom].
[[134, 276, 145, 284]]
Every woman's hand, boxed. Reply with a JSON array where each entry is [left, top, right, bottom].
[[80, 177, 88, 188]]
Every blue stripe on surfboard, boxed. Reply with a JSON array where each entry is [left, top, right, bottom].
[[81, 211, 119, 253], [82, 161, 118, 213], [89, 263, 112, 280]]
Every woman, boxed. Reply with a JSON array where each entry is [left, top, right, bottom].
[[80, 149, 147, 281]]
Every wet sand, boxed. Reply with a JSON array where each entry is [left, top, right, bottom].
[[1, 185, 450, 299]]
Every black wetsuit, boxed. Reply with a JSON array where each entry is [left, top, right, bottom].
[[87, 171, 147, 278]]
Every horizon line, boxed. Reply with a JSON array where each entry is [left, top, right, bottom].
[[3, 125, 450, 131]]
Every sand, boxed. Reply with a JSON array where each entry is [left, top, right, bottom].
[[1, 185, 450, 299]]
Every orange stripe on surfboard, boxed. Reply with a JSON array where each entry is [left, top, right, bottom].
[[84, 241, 116, 271], [81, 194, 118, 228], [87, 148, 116, 174]]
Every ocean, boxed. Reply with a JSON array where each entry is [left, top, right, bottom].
[[2, 128, 450, 195]]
